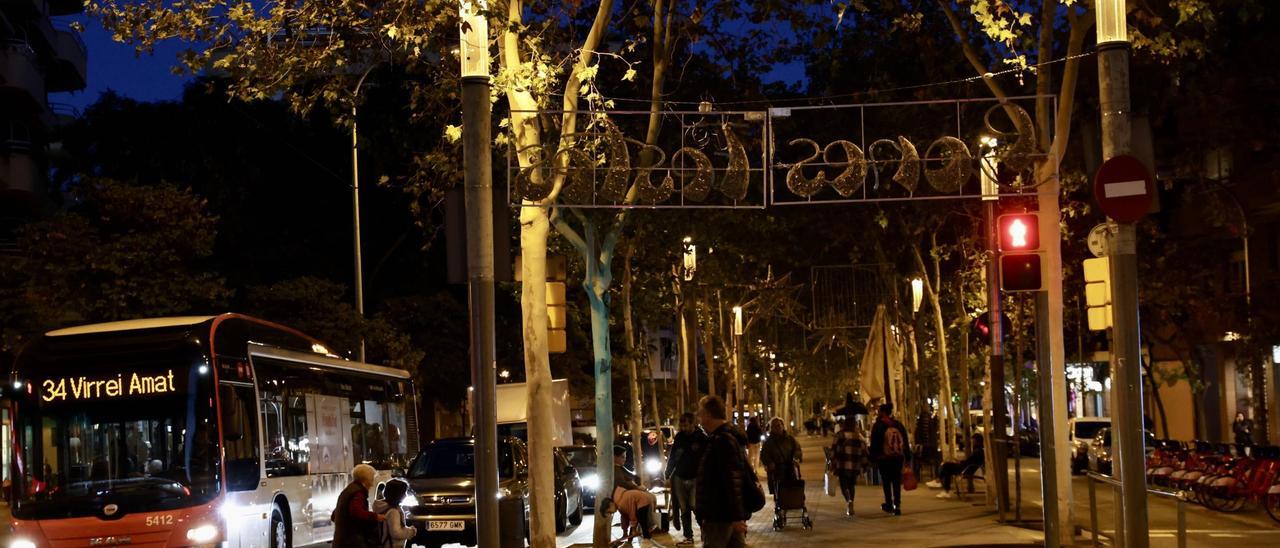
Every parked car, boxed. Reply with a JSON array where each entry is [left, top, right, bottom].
[[403, 437, 528, 547], [1086, 427, 1156, 475], [1069, 417, 1110, 474], [552, 447, 586, 532], [561, 445, 600, 509]]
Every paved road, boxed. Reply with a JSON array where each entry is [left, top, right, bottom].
[[558, 430, 1042, 547]]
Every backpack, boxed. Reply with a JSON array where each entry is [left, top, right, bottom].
[[377, 508, 403, 548], [741, 455, 767, 514], [884, 424, 905, 458]]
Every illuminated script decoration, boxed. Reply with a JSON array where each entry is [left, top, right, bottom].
[[41, 370, 178, 402], [507, 110, 767, 209], [508, 98, 1049, 208], [768, 97, 1051, 205]]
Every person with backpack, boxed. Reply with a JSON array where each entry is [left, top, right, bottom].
[[869, 403, 911, 515], [829, 416, 870, 516], [695, 395, 763, 548], [372, 479, 417, 548]]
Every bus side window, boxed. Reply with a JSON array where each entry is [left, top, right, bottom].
[[220, 384, 261, 491]]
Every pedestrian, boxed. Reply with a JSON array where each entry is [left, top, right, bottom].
[[745, 415, 764, 470], [332, 464, 385, 547], [869, 403, 911, 515], [929, 433, 985, 498], [829, 416, 869, 516], [665, 412, 707, 546], [760, 417, 802, 495], [600, 484, 658, 542], [695, 395, 758, 548], [373, 478, 417, 547], [613, 445, 641, 491], [1232, 412, 1254, 445]]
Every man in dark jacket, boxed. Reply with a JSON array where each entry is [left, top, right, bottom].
[[332, 463, 384, 547], [666, 412, 707, 545], [869, 403, 911, 515], [695, 396, 751, 548]]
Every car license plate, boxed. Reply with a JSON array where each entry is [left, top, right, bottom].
[[428, 520, 466, 531]]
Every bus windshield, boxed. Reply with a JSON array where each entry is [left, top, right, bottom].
[[12, 361, 220, 520]]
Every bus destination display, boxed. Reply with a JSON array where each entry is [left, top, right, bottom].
[[40, 370, 178, 402]]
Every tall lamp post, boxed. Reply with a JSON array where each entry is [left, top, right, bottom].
[[733, 305, 745, 424], [1096, 0, 1150, 546], [351, 62, 378, 363], [459, 1, 499, 545]]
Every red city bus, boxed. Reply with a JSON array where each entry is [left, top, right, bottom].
[[6, 314, 419, 547]]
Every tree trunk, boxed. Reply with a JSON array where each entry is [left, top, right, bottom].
[[623, 248, 647, 486], [701, 294, 718, 400], [957, 279, 973, 443], [586, 270, 614, 546], [518, 205, 557, 548], [914, 240, 956, 461], [1141, 342, 1169, 439]]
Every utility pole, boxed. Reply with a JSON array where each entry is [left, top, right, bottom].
[[351, 66, 375, 364], [459, 2, 499, 545], [985, 202, 1011, 515], [733, 305, 745, 424], [1096, 1, 1150, 546]]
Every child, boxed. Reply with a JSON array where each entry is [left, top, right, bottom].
[[373, 479, 418, 548]]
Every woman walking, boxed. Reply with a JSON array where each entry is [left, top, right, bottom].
[[829, 416, 870, 516]]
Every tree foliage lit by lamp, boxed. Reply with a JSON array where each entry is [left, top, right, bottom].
[[1095, 0, 1129, 44]]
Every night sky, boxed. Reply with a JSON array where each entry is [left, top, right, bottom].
[[57, 14, 804, 112]]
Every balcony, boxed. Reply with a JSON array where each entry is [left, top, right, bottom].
[[0, 148, 40, 195], [0, 40, 46, 108], [47, 23, 86, 92]]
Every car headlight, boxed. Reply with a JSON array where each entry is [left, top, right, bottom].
[[644, 458, 662, 476], [581, 474, 599, 491], [401, 493, 419, 507], [186, 524, 219, 543], [10, 539, 36, 548]]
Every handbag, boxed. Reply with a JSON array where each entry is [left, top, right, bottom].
[[824, 468, 837, 497], [741, 445, 767, 513], [902, 466, 919, 491]]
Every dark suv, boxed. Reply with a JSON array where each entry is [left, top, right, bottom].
[[404, 437, 529, 547]]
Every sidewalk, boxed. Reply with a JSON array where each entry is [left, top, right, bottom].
[[560, 430, 1043, 547]]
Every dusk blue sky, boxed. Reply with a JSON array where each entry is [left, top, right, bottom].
[[56, 13, 806, 112]]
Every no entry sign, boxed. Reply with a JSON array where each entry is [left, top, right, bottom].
[[1093, 154, 1154, 224]]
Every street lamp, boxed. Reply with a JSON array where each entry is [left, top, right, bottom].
[[1095, 0, 1128, 44], [910, 278, 924, 313], [682, 236, 697, 281], [732, 305, 745, 424]]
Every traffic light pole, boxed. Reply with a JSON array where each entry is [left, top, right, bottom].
[[985, 201, 1011, 515], [459, 2, 499, 545], [1099, 39, 1150, 548]]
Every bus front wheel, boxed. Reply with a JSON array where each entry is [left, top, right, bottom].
[[270, 503, 290, 548]]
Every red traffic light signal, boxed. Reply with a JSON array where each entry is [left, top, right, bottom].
[[1000, 253, 1043, 292], [999, 213, 1040, 251]]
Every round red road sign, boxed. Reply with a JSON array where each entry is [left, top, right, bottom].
[[1093, 154, 1154, 224]]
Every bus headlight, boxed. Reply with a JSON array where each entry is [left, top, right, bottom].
[[9, 539, 36, 548], [186, 524, 219, 543]]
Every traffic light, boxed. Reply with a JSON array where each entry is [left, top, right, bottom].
[[970, 311, 1013, 346], [997, 213, 1043, 292]]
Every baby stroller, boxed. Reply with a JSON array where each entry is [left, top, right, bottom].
[[771, 464, 813, 530]]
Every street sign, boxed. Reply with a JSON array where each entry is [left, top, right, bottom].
[[1093, 154, 1154, 224], [1086, 223, 1113, 258]]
